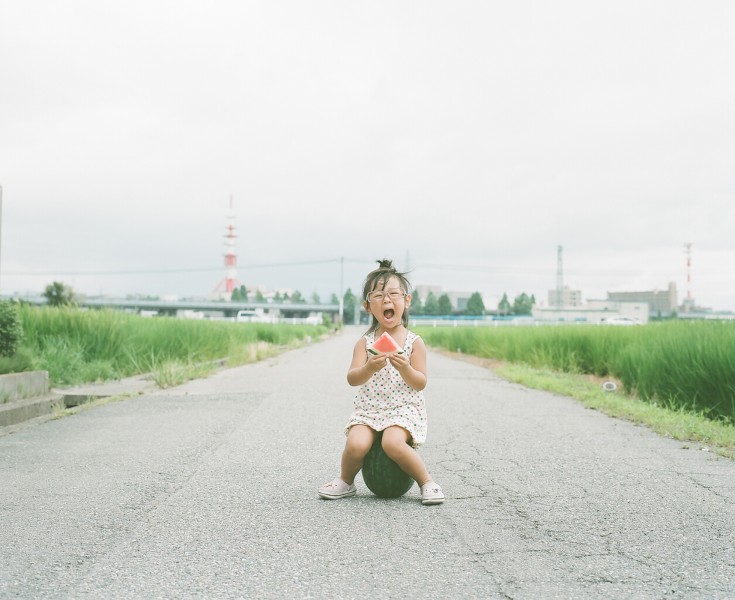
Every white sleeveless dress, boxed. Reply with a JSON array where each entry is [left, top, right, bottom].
[[345, 330, 428, 448]]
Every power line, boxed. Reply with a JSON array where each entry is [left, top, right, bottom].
[[5, 258, 354, 277], [4, 257, 685, 279]]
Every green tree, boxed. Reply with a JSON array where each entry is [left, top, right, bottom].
[[498, 293, 511, 316], [0, 301, 23, 357], [43, 281, 77, 307], [310, 291, 321, 304], [466, 292, 485, 316], [343, 288, 357, 324], [411, 289, 423, 315], [231, 285, 248, 301], [291, 290, 306, 304], [255, 290, 265, 302], [512, 292, 534, 316], [330, 293, 339, 305], [438, 294, 453, 315], [424, 291, 439, 315]]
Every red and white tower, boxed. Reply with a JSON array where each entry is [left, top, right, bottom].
[[212, 197, 241, 300]]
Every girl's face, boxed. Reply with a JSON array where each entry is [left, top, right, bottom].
[[365, 275, 411, 329]]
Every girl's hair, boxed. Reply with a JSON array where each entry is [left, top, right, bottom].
[[362, 259, 412, 334]]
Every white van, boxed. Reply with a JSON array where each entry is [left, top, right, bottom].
[[236, 310, 273, 323]]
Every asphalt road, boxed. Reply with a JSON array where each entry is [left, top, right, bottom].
[[1, 327, 733, 599]]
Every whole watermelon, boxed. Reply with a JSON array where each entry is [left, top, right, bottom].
[[362, 431, 414, 498]]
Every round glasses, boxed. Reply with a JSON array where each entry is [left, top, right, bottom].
[[366, 289, 406, 303]]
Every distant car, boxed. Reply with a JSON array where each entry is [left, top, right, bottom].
[[601, 316, 642, 326], [236, 310, 273, 323]]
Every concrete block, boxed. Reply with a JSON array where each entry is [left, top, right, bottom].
[[0, 371, 50, 402], [0, 395, 64, 427]]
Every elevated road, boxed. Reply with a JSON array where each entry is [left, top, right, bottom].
[[8, 295, 340, 317]]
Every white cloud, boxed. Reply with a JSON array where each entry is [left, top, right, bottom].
[[1, 0, 734, 309]]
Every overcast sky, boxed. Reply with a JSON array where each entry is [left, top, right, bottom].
[[1, 1, 734, 310]]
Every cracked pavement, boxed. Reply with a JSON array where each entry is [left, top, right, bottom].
[[1, 327, 733, 599]]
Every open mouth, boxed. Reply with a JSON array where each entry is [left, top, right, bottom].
[[383, 309, 395, 319]]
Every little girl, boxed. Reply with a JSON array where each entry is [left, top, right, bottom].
[[318, 259, 445, 505]]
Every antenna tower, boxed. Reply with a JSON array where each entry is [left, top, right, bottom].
[[556, 245, 564, 307], [212, 197, 241, 300]]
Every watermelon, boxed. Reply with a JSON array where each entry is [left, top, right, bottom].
[[361, 431, 414, 498], [367, 332, 404, 355]]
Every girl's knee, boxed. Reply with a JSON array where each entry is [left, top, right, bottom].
[[345, 437, 371, 458], [381, 427, 411, 456], [345, 426, 375, 458]]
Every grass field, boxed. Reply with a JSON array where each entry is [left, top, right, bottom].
[[415, 321, 735, 425], [10, 305, 327, 388]]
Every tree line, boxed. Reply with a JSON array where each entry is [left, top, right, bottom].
[[231, 285, 339, 305], [340, 288, 537, 324], [38, 280, 536, 324]]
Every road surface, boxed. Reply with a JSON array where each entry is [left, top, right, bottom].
[[1, 327, 733, 599]]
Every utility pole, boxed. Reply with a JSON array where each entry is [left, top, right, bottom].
[[0, 185, 3, 295], [338, 256, 344, 325], [556, 245, 564, 307], [684, 242, 692, 312]]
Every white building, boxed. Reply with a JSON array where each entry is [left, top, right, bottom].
[[533, 300, 649, 324], [547, 286, 583, 308]]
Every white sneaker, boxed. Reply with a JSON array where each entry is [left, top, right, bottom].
[[318, 478, 357, 500], [420, 481, 445, 505]]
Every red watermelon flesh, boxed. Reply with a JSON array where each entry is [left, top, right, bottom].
[[368, 332, 404, 355]]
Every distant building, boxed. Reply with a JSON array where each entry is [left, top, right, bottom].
[[533, 301, 649, 324], [413, 285, 487, 312], [446, 291, 474, 311], [607, 282, 677, 317], [547, 286, 583, 308], [413, 285, 443, 301]]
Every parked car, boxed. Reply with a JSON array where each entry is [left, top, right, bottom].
[[600, 316, 642, 326], [236, 310, 274, 323]]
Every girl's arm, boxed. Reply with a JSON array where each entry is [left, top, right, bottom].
[[388, 337, 427, 391], [347, 337, 389, 386]]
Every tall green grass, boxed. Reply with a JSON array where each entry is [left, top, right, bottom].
[[18, 306, 326, 386], [416, 321, 735, 424]]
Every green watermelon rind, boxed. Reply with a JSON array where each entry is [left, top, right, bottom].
[[367, 332, 404, 355], [367, 347, 404, 355], [362, 431, 414, 498]]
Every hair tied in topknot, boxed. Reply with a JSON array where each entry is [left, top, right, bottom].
[[362, 258, 412, 334]]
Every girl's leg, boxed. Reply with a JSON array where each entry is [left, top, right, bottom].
[[381, 426, 431, 486], [340, 425, 376, 485]]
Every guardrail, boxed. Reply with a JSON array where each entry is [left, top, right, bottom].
[[411, 316, 612, 327]]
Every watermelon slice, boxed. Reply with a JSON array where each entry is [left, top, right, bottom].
[[368, 332, 404, 355]]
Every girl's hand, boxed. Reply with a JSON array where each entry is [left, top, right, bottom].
[[388, 351, 410, 373], [366, 352, 389, 374]]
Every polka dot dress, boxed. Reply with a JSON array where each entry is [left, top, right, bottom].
[[345, 330, 428, 448]]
